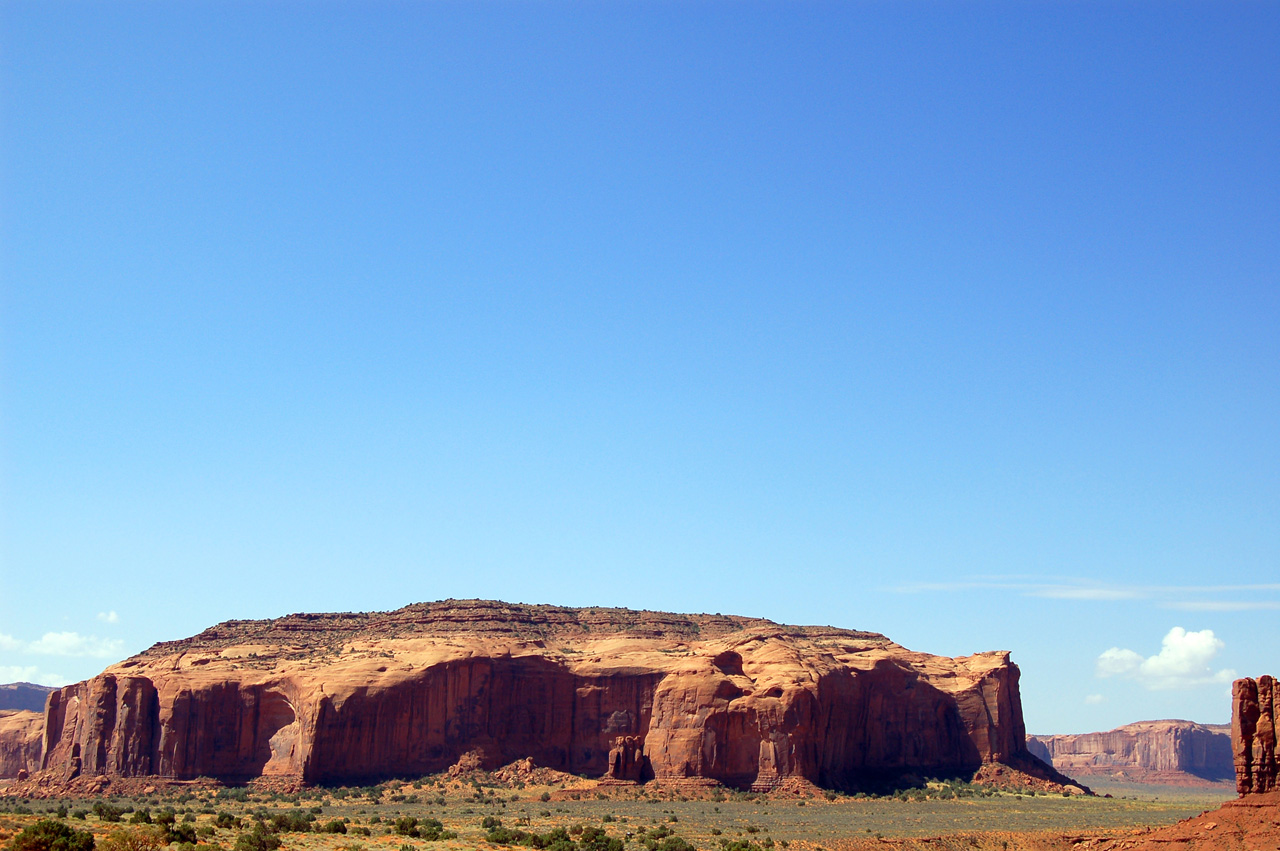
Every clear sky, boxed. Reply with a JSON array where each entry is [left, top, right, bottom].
[[1, 1, 1276, 735]]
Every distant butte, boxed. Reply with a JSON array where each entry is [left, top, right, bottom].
[[1027, 719, 1233, 785], [4, 599, 1079, 794]]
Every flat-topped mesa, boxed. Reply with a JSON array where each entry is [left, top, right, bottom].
[[1233, 675, 1278, 795], [1027, 720, 1233, 783], [21, 600, 1067, 791]]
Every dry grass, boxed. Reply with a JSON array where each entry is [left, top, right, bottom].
[[0, 777, 1233, 851]]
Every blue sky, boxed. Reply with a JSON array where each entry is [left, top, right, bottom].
[[1, 1, 1276, 734]]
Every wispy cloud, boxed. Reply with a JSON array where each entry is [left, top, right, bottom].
[[889, 578, 1280, 611], [97, 611, 120, 624], [1031, 586, 1140, 601], [1096, 627, 1236, 690], [1163, 601, 1280, 612], [1084, 694, 1106, 705], [26, 632, 124, 659], [0, 633, 22, 651]]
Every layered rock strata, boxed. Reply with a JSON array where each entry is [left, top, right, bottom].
[[1233, 675, 1277, 795], [1026, 720, 1233, 782], [16, 600, 1066, 790]]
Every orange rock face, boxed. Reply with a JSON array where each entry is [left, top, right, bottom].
[[1026, 720, 1233, 783], [24, 601, 1061, 789], [1233, 675, 1277, 795], [0, 710, 44, 778]]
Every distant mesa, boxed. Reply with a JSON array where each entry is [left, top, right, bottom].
[[1, 599, 1081, 795], [1026, 719, 1233, 786], [0, 682, 54, 713]]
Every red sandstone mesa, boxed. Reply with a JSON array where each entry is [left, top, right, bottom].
[[9, 600, 1070, 791], [1026, 719, 1233, 783]]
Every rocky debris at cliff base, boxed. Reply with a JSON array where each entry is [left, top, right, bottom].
[[970, 762, 1089, 795]]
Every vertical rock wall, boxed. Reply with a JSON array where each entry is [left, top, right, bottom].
[[0, 711, 44, 778], [1233, 675, 1277, 795]]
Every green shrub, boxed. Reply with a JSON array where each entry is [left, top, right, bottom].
[[7, 820, 95, 851], [269, 811, 312, 833], [92, 803, 125, 824], [234, 823, 282, 851]]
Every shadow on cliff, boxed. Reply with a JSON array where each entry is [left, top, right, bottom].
[[809, 662, 987, 794]]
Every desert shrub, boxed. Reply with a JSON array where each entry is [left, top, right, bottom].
[[92, 803, 126, 824], [539, 793, 551, 803], [320, 821, 348, 834], [393, 817, 420, 838], [481, 817, 502, 830], [234, 823, 282, 851], [215, 813, 239, 830], [418, 819, 453, 841], [97, 828, 163, 851], [268, 811, 312, 833], [162, 824, 196, 846], [128, 811, 151, 826], [656, 839, 696, 851], [7, 820, 95, 851]]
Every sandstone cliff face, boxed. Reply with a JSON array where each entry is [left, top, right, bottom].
[[1233, 675, 1277, 795], [1026, 720, 1233, 782], [29, 601, 1054, 790], [0, 710, 45, 778]]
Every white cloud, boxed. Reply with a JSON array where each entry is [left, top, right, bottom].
[[27, 632, 123, 659], [97, 611, 120, 624], [1096, 627, 1236, 690], [1084, 694, 1106, 705], [0, 665, 69, 687], [0, 633, 22, 651]]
